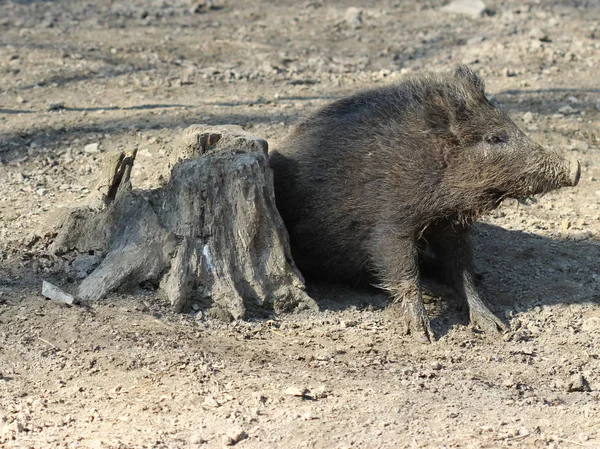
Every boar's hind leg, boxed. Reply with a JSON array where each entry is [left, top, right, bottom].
[[431, 227, 506, 334], [370, 231, 434, 343]]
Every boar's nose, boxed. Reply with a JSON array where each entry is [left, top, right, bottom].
[[570, 160, 581, 187]]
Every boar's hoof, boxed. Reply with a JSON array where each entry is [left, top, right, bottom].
[[390, 296, 435, 343], [470, 308, 507, 334], [570, 160, 581, 187]]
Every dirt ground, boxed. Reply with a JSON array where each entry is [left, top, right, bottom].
[[1, 0, 600, 448]]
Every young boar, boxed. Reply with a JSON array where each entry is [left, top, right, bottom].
[[270, 65, 580, 342]]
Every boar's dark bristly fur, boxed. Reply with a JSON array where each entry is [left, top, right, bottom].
[[270, 65, 580, 342]]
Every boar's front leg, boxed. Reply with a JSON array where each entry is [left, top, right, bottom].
[[369, 227, 434, 343], [430, 226, 506, 334]]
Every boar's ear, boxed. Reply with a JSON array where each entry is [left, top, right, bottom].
[[423, 88, 454, 139], [455, 65, 485, 94]]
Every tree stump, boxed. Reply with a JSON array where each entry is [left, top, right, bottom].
[[38, 125, 317, 319]]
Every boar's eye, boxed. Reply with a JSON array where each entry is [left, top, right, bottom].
[[486, 135, 508, 145]]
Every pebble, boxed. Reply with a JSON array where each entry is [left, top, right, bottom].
[[47, 101, 66, 111], [566, 374, 591, 392], [467, 35, 486, 44], [558, 105, 576, 115], [582, 317, 600, 332], [529, 39, 543, 51], [41, 281, 76, 305], [190, 0, 220, 14], [529, 28, 549, 41], [522, 111, 534, 124], [181, 66, 197, 84], [224, 428, 247, 446], [189, 433, 206, 444], [2, 420, 24, 435], [83, 143, 100, 154], [315, 349, 336, 361], [284, 386, 309, 397], [344, 7, 363, 28], [441, 0, 487, 18]]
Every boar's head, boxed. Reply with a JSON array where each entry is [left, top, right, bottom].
[[424, 65, 580, 216]]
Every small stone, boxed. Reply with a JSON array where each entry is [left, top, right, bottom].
[[558, 105, 576, 115], [341, 319, 358, 328], [41, 281, 76, 305], [529, 40, 543, 51], [284, 386, 309, 397], [441, 0, 487, 18], [344, 7, 363, 28], [529, 28, 549, 41], [566, 374, 591, 392], [504, 67, 516, 77], [189, 433, 206, 444], [190, 0, 220, 14], [181, 66, 196, 84], [224, 428, 247, 446], [567, 96, 581, 104], [502, 376, 517, 388], [3, 420, 25, 434], [36, 188, 48, 196], [522, 111, 534, 124], [202, 396, 221, 408], [83, 143, 100, 154], [582, 317, 600, 332], [430, 362, 443, 370], [315, 349, 335, 361], [467, 35, 486, 45], [312, 385, 330, 399], [47, 101, 66, 111], [16, 95, 26, 104]]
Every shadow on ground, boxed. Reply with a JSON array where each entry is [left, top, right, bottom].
[[303, 223, 600, 337], [0, 108, 299, 162]]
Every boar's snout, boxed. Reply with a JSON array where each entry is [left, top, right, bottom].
[[569, 160, 581, 187], [514, 147, 580, 197]]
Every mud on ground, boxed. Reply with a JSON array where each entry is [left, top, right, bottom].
[[1, 0, 600, 448]]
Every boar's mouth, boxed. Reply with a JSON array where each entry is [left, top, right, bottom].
[[485, 184, 550, 208]]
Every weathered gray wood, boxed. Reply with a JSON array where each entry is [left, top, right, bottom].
[[38, 125, 317, 318]]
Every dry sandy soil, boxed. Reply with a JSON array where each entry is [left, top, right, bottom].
[[1, 0, 600, 447]]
